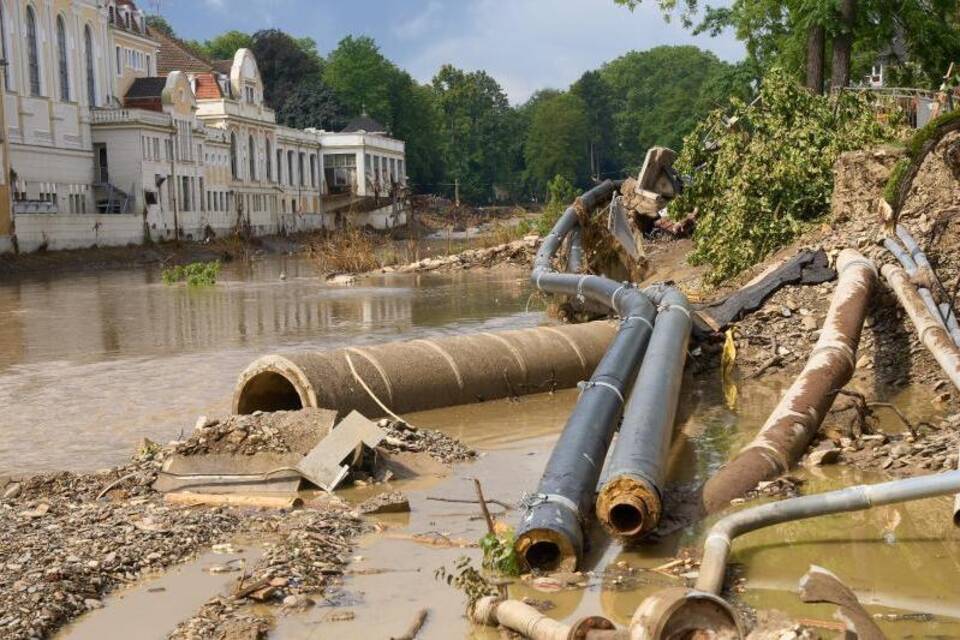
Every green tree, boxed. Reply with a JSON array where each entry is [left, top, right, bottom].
[[198, 30, 253, 60], [276, 77, 346, 131], [324, 36, 395, 120], [571, 71, 618, 180], [431, 65, 513, 203], [386, 73, 445, 191], [524, 93, 589, 191], [145, 15, 175, 37], [600, 46, 744, 169], [251, 29, 324, 111]]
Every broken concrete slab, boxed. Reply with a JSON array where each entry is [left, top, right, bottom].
[[295, 411, 386, 492], [358, 491, 410, 515], [153, 453, 302, 494]]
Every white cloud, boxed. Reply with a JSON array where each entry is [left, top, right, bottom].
[[393, 1, 444, 40], [394, 0, 743, 104]]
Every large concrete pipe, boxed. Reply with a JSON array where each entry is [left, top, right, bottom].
[[702, 249, 876, 514], [595, 285, 692, 541], [233, 320, 616, 418], [515, 181, 659, 573]]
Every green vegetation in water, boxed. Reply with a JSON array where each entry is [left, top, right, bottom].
[[161, 261, 222, 287], [517, 174, 582, 237], [434, 556, 498, 606], [671, 69, 903, 286], [480, 528, 522, 576]]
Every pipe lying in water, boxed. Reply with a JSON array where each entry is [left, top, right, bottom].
[[882, 261, 960, 392], [471, 596, 624, 640], [955, 444, 960, 528], [232, 321, 616, 418], [632, 471, 960, 639], [515, 181, 659, 572], [701, 249, 876, 514], [596, 285, 691, 541], [883, 226, 960, 345]]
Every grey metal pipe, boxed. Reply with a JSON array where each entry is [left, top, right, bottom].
[[696, 470, 960, 595], [884, 232, 960, 346], [895, 225, 960, 345], [596, 285, 692, 541], [566, 226, 584, 274], [515, 181, 659, 572]]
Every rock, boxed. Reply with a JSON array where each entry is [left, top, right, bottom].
[[801, 316, 819, 331], [890, 443, 911, 458], [357, 491, 410, 515], [84, 599, 103, 610], [808, 447, 841, 466], [779, 305, 793, 318], [3, 482, 22, 499], [326, 274, 358, 286]]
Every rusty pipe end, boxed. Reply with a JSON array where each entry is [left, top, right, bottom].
[[568, 615, 618, 640], [628, 588, 742, 640], [596, 475, 661, 541], [514, 527, 578, 573]]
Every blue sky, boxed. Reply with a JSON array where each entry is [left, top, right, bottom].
[[153, 0, 744, 104]]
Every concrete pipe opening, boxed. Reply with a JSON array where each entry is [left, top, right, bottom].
[[233, 356, 316, 415], [524, 541, 562, 572], [516, 528, 577, 573]]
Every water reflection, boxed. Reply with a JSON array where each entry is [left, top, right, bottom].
[[0, 256, 535, 472]]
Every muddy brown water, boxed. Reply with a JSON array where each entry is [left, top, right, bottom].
[[0, 255, 536, 472]]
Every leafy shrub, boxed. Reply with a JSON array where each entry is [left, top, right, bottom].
[[479, 528, 521, 576], [161, 261, 221, 287], [672, 69, 902, 285], [518, 174, 583, 237]]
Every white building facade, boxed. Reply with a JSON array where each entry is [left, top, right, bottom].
[[0, 0, 406, 254]]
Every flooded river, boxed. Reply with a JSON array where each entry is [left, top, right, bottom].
[[0, 256, 536, 472], [5, 251, 960, 638]]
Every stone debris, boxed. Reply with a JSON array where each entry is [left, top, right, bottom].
[[358, 491, 411, 515], [0, 407, 478, 639], [380, 418, 476, 464], [375, 235, 540, 274]]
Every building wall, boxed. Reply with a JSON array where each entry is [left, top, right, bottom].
[[0, 2, 407, 256], [14, 212, 142, 251]]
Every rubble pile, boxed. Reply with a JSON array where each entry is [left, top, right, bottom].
[[376, 236, 540, 274], [381, 419, 477, 464], [0, 407, 476, 639], [838, 416, 960, 477], [0, 469, 240, 639]]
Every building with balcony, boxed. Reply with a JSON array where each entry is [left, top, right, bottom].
[[0, 0, 406, 254]]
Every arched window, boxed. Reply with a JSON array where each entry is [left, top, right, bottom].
[[84, 26, 96, 106], [56, 17, 69, 101], [0, 4, 9, 91], [25, 6, 40, 96], [265, 139, 272, 182], [248, 135, 256, 181], [230, 133, 238, 179]]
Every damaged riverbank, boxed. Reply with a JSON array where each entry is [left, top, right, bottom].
[[0, 411, 472, 639]]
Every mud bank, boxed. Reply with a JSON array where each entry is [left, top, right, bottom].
[[0, 410, 470, 639]]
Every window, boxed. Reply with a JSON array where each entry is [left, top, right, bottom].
[[181, 176, 190, 211], [199, 178, 205, 211], [116, 46, 121, 75], [230, 133, 238, 179], [389, 158, 396, 184], [146, 55, 151, 75], [26, 6, 40, 96], [398, 159, 405, 184], [265, 139, 272, 181], [276, 149, 283, 183], [248, 135, 256, 181], [56, 17, 70, 101], [310, 155, 317, 188], [287, 151, 294, 186], [299, 152, 305, 186], [84, 26, 96, 106]]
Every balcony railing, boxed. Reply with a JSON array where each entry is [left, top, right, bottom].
[[90, 108, 173, 128]]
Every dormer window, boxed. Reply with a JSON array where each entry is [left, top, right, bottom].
[[244, 86, 255, 104]]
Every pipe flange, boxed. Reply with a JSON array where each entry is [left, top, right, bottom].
[[568, 615, 616, 640]]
